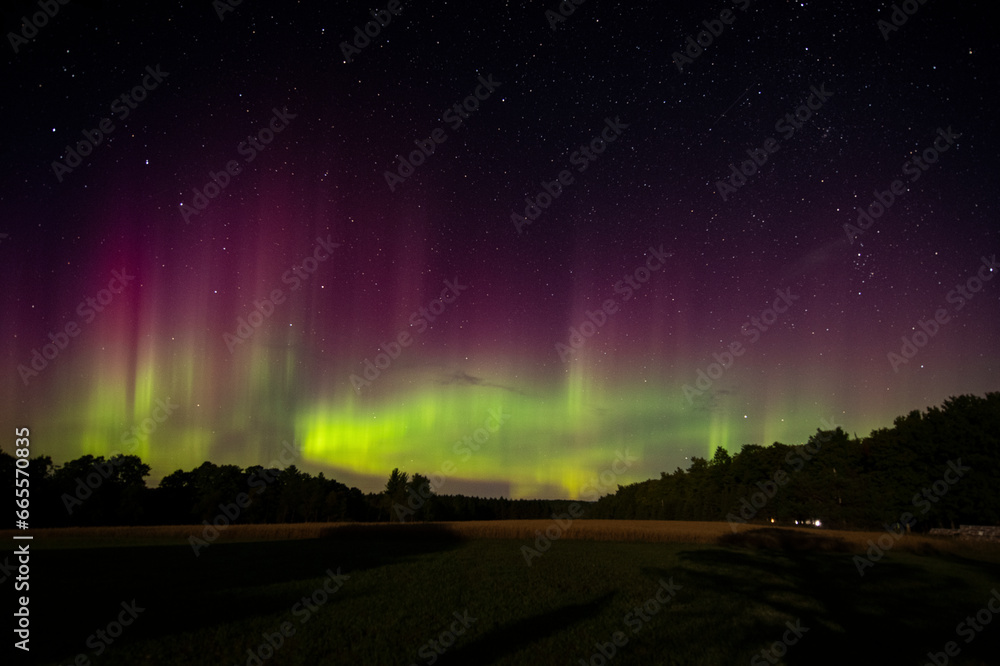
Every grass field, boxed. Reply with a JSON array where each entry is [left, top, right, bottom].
[[14, 521, 1000, 665]]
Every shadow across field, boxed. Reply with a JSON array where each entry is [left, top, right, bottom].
[[667, 528, 1000, 665], [27, 525, 1000, 665], [32, 525, 467, 663], [435, 591, 617, 666], [717, 527, 853, 552]]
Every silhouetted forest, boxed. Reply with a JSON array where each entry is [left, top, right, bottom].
[[4, 393, 998, 530], [591, 393, 1000, 529], [2, 450, 582, 527]]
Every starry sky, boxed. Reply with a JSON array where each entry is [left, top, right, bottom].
[[2, 0, 997, 499]]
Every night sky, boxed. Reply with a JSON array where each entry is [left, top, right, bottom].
[[2, 0, 997, 499]]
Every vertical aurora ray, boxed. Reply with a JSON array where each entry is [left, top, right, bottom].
[[707, 411, 731, 459]]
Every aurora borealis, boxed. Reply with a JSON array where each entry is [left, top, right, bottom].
[[2, 0, 998, 499]]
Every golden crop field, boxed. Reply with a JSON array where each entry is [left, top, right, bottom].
[[5, 519, 998, 562]]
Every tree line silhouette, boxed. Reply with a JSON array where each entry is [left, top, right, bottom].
[[2, 393, 997, 530], [1, 450, 581, 527], [590, 393, 1000, 529]]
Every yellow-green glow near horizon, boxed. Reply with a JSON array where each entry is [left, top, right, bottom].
[[18, 331, 925, 499]]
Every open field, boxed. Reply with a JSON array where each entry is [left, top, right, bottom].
[[7, 519, 1000, 560], [16, 521, 1000, 665]]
